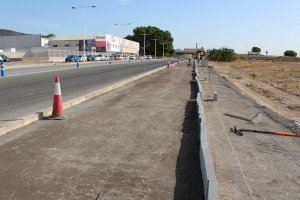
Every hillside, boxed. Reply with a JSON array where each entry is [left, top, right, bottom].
[[0, 29, 27, 36]]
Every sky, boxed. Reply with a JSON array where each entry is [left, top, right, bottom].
[[1, 0, 299, 56]]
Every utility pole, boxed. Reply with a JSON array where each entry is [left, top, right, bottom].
[[196, 43, 198, 50], [140, 32, 150, 58], [152, 38, 159, 60], [72, 5, 96, 57], [161, 42, 166, 59]]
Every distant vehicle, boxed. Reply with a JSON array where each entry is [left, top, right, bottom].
[[129, 55, 137, 60], [94, 55, 102, 61], [145, 55, 152, 59], [105, 55, 110, 61], [87, 55, 95, 61], [65, 55, 80, 62], [78, 55, 87, 62], [114, 55, 122, 60], [0, 54, 10, 62], [96, 54, 107, 61]]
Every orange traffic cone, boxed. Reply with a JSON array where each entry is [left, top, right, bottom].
[[51, 75, 64, 119]]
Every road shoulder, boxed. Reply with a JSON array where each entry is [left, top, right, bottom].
[[0, 63, 204, 199]]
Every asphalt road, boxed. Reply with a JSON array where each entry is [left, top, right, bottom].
[[5, 60, 143, 76], [0, 60, 172, 126]]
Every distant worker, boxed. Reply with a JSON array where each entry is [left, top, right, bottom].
[[188, 54, 192, 67], [197, 53, 201, 62]]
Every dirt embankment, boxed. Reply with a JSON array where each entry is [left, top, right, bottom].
[[209, 60, 300, 124]]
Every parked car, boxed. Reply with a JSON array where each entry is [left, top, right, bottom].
[[94, 55, 102, 61], [0, 54, 10, 62], [87, 55, 96, 61], [145, 55, 152, 59], [78, 55, 87, 62], [65, 55, 80, 62], [96, 54, 107, 61], [129, 55, 137, 60], [105, 55, 110, 61], [114, 55, 122, 60]]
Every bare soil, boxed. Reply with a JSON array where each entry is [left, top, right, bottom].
[[209, 60, 300, 124]]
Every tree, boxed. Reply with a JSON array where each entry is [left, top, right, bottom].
[[125, 26, 174, 56], [284, 50, 297, 57], [208, 48, 236, 62], [41, 33, 55, 38], [252, 47, 261, 53]]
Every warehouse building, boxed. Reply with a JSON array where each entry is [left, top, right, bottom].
[[0, 34, 41, 51], [49, 34, 139, 56]]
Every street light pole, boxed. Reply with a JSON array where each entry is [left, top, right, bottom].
[[140, 32, 150, 58], [152, 38, 159, 60], [114, 22, 132, 58], [161, 42, 166, 59], [114, 23, 132, 26], [72, 5, 96, 57], [83, 8, 86, 56]]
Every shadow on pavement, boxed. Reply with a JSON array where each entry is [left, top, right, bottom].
[[174, 76, 204, 200]]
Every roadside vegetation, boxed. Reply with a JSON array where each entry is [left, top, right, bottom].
[[208, 48, 237, 62], [125, 26, 175, 57], [284, 50, 297, 57]]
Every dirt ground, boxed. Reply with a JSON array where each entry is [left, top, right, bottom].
[[209, 60, 300, 126]]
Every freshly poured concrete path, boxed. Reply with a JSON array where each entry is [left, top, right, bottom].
[[0, 63, 203, 199]]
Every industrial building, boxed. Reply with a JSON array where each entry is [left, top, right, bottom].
[[0, 34, 41, 51], [49, 34, 139, 56]]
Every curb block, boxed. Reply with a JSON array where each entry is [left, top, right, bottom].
[[195, 66, 219, 200]]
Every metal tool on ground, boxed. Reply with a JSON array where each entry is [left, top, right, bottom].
[[224, 112, 262, 124], [230, 126, 299, 137]]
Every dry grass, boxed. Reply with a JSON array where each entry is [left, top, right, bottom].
[[210, 60, 300, 122], [216, 61, 300, 96]]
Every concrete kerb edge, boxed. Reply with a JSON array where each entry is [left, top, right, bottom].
[[194, 66, 219, 200], [0, 61, 182, 138]]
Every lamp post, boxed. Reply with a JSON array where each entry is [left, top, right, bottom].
[[114, 23, 132, 59], [114, 23, 132, 26], [152, 38, 159, 60], [161, 42, 166, 59], [140, 32, 150, 59], [71, 5, 96, 57]]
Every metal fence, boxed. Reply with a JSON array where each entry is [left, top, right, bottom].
[[195, 62, 219, 200], [25, 49, 98, 58]]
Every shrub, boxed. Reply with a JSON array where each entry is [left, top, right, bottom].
[[252, 47, 261, 53], [250, 73, 257, 78], [284, 50, 297, 57], [208, 48, 236, 62]]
